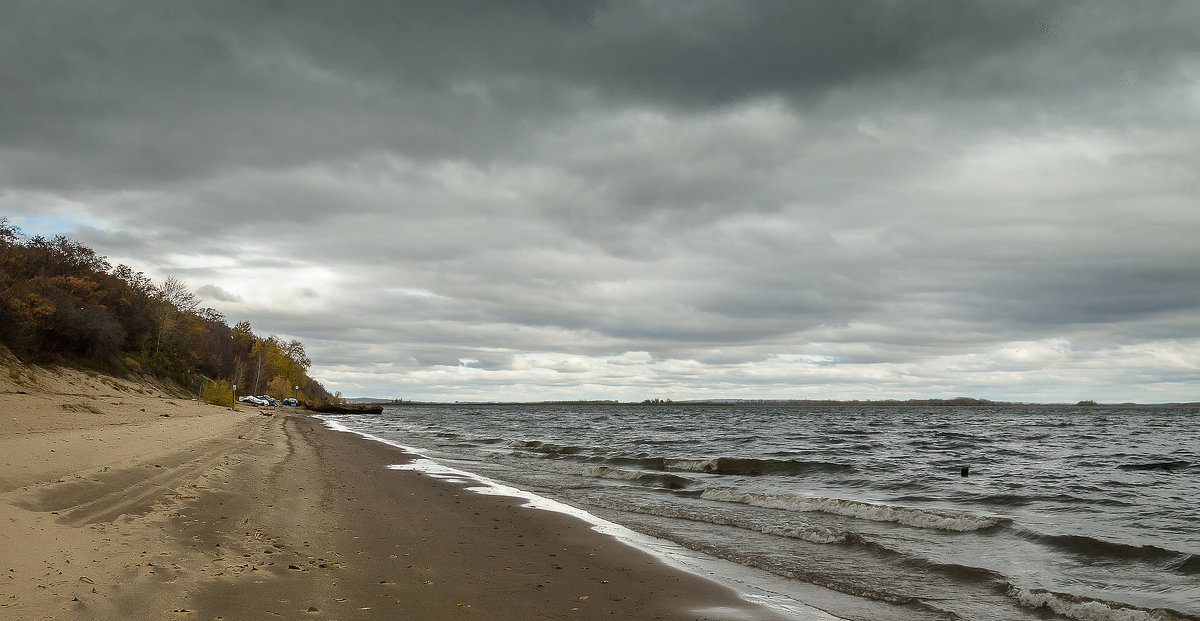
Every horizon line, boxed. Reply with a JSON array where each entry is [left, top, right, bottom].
[[341, 396, 1199, 407]]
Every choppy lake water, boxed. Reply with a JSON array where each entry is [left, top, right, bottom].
[[323, 403, 1199, 621]]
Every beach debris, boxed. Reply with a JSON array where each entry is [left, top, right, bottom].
[[78, 576, 94, 584], [306, 606, 320, 613]]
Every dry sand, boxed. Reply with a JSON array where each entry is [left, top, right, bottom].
[[0, 355, 797, 620]]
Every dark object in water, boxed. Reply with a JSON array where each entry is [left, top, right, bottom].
[[304, 403, 384, 414], [1118, 460, 1190, 472], [961, 466, 969, 477]]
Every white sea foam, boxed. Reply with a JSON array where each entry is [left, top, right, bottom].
[[759, 524, 848, 545], [1007, 587, 1178, 621], [701, 488, 1004, 532]]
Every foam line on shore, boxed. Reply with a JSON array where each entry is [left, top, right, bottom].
[[318, 416, 840, 620]]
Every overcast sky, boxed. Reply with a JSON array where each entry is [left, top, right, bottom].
[[4, 1, 1199, 402]]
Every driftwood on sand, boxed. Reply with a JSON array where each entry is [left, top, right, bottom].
[[303, 403, 384, 414]]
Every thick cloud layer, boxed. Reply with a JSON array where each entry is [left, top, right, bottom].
[[4, 1, 1199, 401]]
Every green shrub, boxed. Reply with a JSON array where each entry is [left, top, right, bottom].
[[203, 379, 233, 407]]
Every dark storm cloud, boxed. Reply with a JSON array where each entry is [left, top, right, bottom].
[[6, 1, 1194, 189]]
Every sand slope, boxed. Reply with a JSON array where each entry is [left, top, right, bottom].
[[0, 350, 261, 618]]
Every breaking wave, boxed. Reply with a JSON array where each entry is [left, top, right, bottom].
[[513, 440, 589, 456], [700, 488, 1007, 532], [507, 445, 854, 478], [1024, 532, 1200, 576], [1008, 586, 1198, 621], [1118, 461, 1192, 472], [547, 463, 696, 490], [583, 494, 853, 545], [664, 457, 854, 476]]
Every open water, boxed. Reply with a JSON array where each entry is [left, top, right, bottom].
[[322, 404, 1199, 621]]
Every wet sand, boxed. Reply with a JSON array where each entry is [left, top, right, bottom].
[[0, 360, 794, 619]]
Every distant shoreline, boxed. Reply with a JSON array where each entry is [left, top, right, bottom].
[[345, 398, 1200, 408]]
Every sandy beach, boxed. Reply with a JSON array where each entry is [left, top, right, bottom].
[[0, 359, 792, 620]]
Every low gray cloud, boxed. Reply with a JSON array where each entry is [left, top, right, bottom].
[[196, 284, 244, 304], [4, 1, 1199, 401]]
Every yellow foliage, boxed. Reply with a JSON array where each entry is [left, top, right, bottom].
[[203, 379, 233, 408], [12, 293, 56, 329], [266, 375, 302, 400], [50, 275, 100, 300]]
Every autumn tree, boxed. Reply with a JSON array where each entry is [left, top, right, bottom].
[[154, 276, 200, 357], [246, 335, 311, 399]]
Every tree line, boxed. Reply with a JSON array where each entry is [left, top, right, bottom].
[[0, 218, 331, 406]]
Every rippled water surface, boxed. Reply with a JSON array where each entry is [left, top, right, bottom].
[[325, 404, 1200, 621]]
